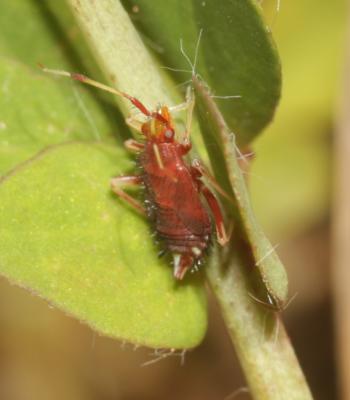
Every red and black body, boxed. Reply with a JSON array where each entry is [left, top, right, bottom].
[[139, 140, 212, 276], [109, 100, 228, 279]]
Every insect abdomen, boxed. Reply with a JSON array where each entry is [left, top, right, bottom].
[[155, 206, 211, 260], [140, 142, 212, 278]]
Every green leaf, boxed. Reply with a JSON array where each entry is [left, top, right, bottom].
[[0, 0, 207, 348], [0, 58, 118, 175], [122, 0, 281, 145], [0, 0, 127, 176], [194, 77, 288, 305], [0, 0, 103, 75], [0, 143, 207, 348]]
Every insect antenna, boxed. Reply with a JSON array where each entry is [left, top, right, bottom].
[[192, 28, 203, 75], [160, 66, 192, 74], [179, 28, 203, 78], [211, 95, 241, 99], [39, 64, 152, 119], [179, 33, 241, 102]]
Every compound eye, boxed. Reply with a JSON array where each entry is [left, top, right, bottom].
[[164, 129, 174, 140]]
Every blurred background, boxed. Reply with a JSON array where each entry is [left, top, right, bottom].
[[0, 0, 348, 399]]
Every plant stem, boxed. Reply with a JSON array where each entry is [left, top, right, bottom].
[[194, 76, 313, 400], [66, 0, 180, 113], [207, 244, 313, 400]]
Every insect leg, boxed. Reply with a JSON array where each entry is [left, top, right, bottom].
[[191, 159, 234, 203], [179, 87, 195, 154], [124, 139, 144, 153], [110, 176, 145, 215], [168, 86, 195, 114], [173, 254, 194, 280], [200, 184, 229, 246], [167, 101, 189, 113], [184, 87, 195, 141], [237, 146, 255, 174], [126, 116, 144, 133], [191, 161, 229, 246]]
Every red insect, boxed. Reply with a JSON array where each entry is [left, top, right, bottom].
[[41, 67, 228, 279]]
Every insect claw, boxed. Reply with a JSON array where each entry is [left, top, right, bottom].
[[174, 265, 187, 280], [217, 222, 230, 246], [173, 255, 184, 279], [173, 254, 193, 280], [218, 235, 229, 246]]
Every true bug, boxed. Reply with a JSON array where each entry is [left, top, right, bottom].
[[41, 67, 228, 279]]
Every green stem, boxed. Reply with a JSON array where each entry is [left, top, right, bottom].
[[66, 0, 180, 113], [207, 244, 313, 400], [194, 76, 313, 400]]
